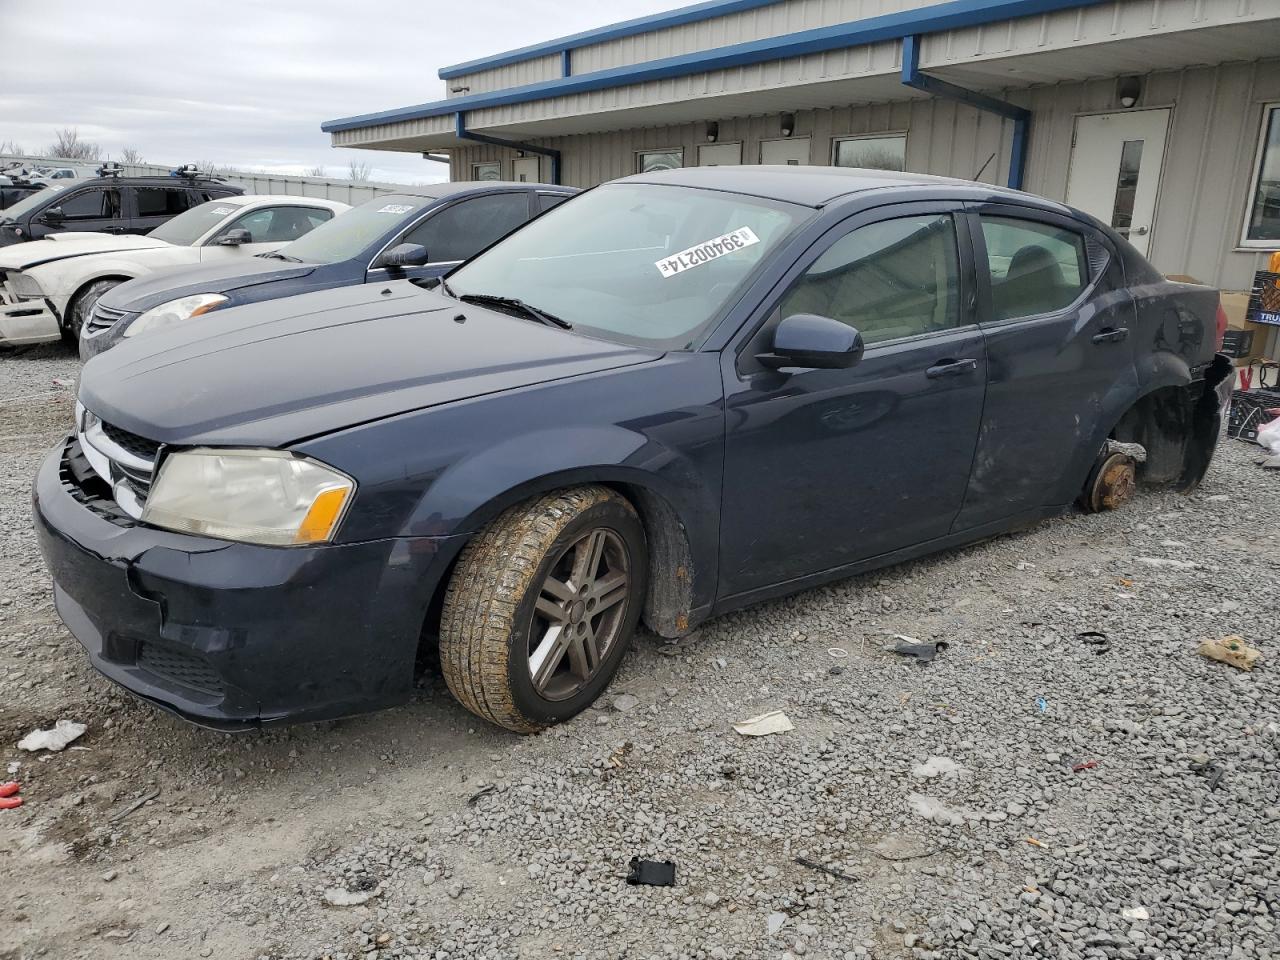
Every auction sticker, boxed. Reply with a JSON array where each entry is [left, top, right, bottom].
[[377, 204, 415, 215], [210, 207, 234, 216], [655, 227, 760, 279]]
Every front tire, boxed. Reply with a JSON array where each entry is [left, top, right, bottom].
[[65, 279, 120, 345], [439, 486, 647, 732]]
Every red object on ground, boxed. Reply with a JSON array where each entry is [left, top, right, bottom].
[[1072, 760, 1099, 773], [0, 781, 19, 798], [0, 796, 22, 809]]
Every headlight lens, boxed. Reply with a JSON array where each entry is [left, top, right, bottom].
[[141, 448, 355, 546], [8, 271, 44, 301], [125, 293, 228, 338]]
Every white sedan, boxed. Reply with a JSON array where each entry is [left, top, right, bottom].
[[0, 194, 349, 346]]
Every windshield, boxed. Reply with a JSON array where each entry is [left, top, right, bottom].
[[148, 200, 243, 245], [279, 194, 434, 264], [446, 183, 810, 349], [1, 182, 69, 220]]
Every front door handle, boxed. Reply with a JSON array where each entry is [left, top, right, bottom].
[[1092, 327, 1129, 345], [925, 358, 979, 379]]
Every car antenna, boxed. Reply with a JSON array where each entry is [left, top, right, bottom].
[[973, 152, 996, 182]]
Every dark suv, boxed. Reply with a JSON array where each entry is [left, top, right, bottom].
[[0, 164, 242, 247]]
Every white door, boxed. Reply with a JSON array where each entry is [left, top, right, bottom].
[[760, 138, 811, 166], [1066, 109, 1169, 258], [699, 143, 742, 166], [512, 157, 540, 183]]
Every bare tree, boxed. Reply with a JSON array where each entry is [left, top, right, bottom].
[[47, 128, 102, 161], [119, 146, 144, 164], [347, 159, 372, 183], [305, 165, 328, 178], [0, 140, 24, 156]]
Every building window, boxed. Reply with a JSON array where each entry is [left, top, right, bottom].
[[1243, 103, 1280, 247], [472, 162, 501, 182], [832, 134, 906, 171], [637, 149, 683, 173]]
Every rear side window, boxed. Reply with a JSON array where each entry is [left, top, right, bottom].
[[780, 214, 962, 345], [980, 216, 1088, 321], [537, 193, 568, 213], [136, 188, 193, 217], [59, 187, 121, 220], [403, 193, 529, 263]]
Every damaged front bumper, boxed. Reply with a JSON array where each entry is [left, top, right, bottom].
[[0, 293, 61, 345]]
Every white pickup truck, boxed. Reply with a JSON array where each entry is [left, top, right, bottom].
[[0, 194, 349, 346]]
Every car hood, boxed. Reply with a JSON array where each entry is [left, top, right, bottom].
[[79, 281, 660, 448], [98, 256, 318, 313], [0, 232, 173, 270]]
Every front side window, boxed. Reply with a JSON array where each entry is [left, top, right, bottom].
[[980, 216, 1088, 321], [637, 150, 684, 173], [403, 192, 528, 262], [3, 182, 71, 218], [447, 182, 811, 350], [780, 214, 960, 345], [135, 187, 192, 217], [1244, 103, 1280, 246], [217, 206, 334, 243], [832, 135, 906, 171], [148, 200, 244, 245], [280, 194, 434, 264], [59, 187, 121, 220], [472, 162, 501, 181]]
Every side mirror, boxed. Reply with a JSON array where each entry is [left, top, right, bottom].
[[41, 206, 64, 223], [376, 243, 429, 269], [757, 313, 865, 370], [217, 228, 253, 246]]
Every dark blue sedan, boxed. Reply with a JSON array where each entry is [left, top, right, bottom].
[[79, 180, 576, 358], [37, 167, 1232, 732]]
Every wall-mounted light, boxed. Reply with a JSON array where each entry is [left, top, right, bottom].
[[1117, 76, 1142, 109], [450, 85, 471, 94], [516, 149, 527, 158], [706, 122, 719, 144], [780, 113, 796, 138]]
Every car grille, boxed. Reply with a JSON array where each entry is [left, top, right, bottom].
[[137, 640, 225, 697], [75, 402, 159, 520], [85, 303, 130, 336]]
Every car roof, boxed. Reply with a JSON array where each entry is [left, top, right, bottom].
[[617, 165, 1045, 208], [73, 175, 236, 188], [218, 195, 347, 209], [381, 180, 579, 201]]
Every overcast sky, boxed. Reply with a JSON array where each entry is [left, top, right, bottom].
[[0, 0, 686, 184]]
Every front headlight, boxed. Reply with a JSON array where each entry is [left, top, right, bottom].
[[141, 448, 355, 546], [124, 293, 228, 338], [8, 270, 44, 301]]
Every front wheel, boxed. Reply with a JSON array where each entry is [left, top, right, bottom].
[[65, 279, 120, 345], [439, 486, 647, 732]]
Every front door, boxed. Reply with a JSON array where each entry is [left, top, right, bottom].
[[718, 203, 986, 599], [699, 143, 742, 166], [512, 157, 540, 183], [1065, 109, 1169, 258], [760, 138, 810, 166]]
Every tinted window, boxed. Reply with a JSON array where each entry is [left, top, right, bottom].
[[59, 187, 121, 220], [218, 206, 333, 243], [980, 216, 1088, 321], [537, 193, 568, 213], [781, 214, 961, 345], [135, 187, 192, 217], [281, 194, 433, 264], [403, 193, 528, 263]]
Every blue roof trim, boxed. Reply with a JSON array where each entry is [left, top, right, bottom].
[[437, 0, 784, 79], [323, 0, 1103, 134]]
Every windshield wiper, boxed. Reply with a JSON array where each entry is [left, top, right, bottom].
[[458, 293, 572, 330]]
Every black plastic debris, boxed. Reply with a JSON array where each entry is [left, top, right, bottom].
[[625, 858, 676, 887], [1190, 758, 1225, 791], [892, 639, 949, 664], [467, 784, 498, 806], [795, 856, 859, 882], [1077, 631, 1112, 655]]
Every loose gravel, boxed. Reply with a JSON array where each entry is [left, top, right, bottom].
[[0, 343, 1276, 960]]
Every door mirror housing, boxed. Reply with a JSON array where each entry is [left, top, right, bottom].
[[40, 206, 64, 223], [758, 313, 865, 370], [376, 242, 430, 269], [216, 228, 253, 246]]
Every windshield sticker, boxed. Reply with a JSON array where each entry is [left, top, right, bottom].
[[377, 203, 415, 215], [655, 227, 760, 279], [209, 207, 234, 216]]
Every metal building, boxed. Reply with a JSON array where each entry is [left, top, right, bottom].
[[323, 0, 1280, 303]]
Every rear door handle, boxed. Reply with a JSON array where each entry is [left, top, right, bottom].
[[1092, 327, 1129, 345], [926, 358, 979, 379]]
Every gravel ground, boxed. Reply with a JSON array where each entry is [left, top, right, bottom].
[[1, 343, 1277, 960]]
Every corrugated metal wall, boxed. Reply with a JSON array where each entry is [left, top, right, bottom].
[[449, 58, 1279, 291]]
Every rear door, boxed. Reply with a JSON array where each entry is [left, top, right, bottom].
[[952, 203, 1137, 530], [130, 185, 196, 235]]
